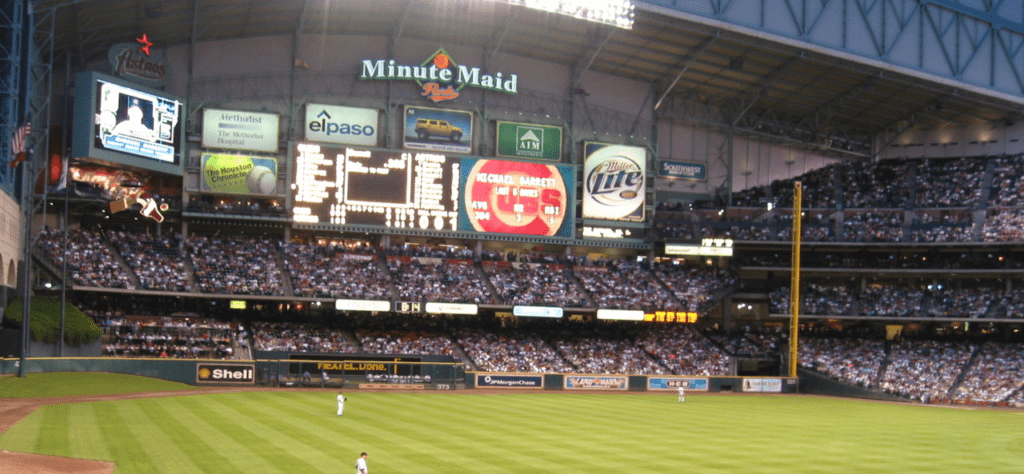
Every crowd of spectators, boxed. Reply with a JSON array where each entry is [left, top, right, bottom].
[[574, 261, 676, 311], [109, 230, 191, 292], [187, 234, 284, 296], [987, 154, 1024, 206], [388, 257, 492, 304], [456, 327, 574, 373], [251, 321, 355, 353], [94, 314, 238, 359], [284, 241, 390, 299], [927, 286, 997, 318], [799, 337, 885, 387], [859, 283, 924, 317], [38, 228, 134, 288], [879, 339, 974, 402], [553, 327, 668, 375], [637, 325, 730, 376], [982, 208, 1024, 242], [483, 262, 590, 307], [952, 342, 1024, 403], [913, 157, 985, 208], [653, 263, 735, 312]]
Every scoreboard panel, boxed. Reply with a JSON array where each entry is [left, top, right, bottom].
[[292, 143, 460, 231]]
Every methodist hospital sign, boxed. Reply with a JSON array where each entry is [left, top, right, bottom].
[[360, 48, 518, 102]]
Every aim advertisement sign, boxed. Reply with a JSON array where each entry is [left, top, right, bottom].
[[582, 143, 646, 222], [496, 121, 562, 161], [201, 108, 280, 153], [305, 104, 378, 146], [360, 48, 518, 102], [200, 154, 278, 196]]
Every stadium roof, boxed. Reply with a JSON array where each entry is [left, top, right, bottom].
[[33, 0, 1024, 158]]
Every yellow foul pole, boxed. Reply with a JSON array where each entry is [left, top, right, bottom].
[[789, 181, 802, 378]]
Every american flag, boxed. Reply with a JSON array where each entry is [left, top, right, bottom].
[[9, 122, 31, 168]]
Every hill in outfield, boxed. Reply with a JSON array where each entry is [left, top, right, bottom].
[[2, 373, 1022, 473]]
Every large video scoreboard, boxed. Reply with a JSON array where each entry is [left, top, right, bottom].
[[291, 143, 575, 237], [293, 143, 460, 231]]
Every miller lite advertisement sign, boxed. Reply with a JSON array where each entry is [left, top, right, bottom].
[[582, 143, 646, 222]]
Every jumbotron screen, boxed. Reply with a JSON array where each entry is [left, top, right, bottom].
[[458, 158, 575, 238], [292, 143, 460, 231]]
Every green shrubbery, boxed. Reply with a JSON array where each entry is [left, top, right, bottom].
[[3, 295, 101, 346]]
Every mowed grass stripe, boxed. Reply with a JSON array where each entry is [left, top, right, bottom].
[[159, 396, 285, 474], [356, 393, 659, 473], [115, 401, 204, 473], [68, 404, 113, 462], [386, 393, 613, 466], [346, 397, 518, 473], [202, 394, 347, 469], [34, 404, 71, 455], [172, 396, 318, 473], [92, 402, 159, 473], [142, 399, 244, 474]]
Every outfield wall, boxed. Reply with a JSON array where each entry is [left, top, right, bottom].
[[0, 358, 799, 393], [467, 372, 799, 393]]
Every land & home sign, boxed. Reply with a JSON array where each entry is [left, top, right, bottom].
[[360, 48, 518, 102]]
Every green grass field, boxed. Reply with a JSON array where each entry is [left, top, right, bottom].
[[2, 375, 1023, 473]]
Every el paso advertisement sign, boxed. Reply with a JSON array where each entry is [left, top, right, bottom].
[[196, 363, 255, 384], [582, 143, 646, 222], [459, 158, 574, 238], [496, 121, 562, 161], [202, 108, 280, 153], [305, 104, 378, 146]]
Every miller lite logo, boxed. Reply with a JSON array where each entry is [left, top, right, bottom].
[[582, 143, 646, 222]]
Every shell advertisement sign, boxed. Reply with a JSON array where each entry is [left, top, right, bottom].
[[200, 153, 278, 196]]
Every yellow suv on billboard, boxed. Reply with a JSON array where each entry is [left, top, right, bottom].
[[414, 118, 463, 141]]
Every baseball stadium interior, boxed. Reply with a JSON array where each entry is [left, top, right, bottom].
[[3, 0, 1024, 406]]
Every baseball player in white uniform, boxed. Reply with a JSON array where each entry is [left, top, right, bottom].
[[678, 384, 686, 402], [355, 452, 368, 474], [337, 392, 346, 416]]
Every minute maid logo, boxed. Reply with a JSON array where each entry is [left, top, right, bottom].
[[360, 48, 518, 102]]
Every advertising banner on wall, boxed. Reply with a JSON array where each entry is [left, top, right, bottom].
[[200, 154, 278, 196], [564, 375, 628, 390], [304, 104, 378, 146], [458, 158, 575, 238], [201, 108, 280, 153], [403, 106, 473, 154], [196, 364, 255, 384], [496, 121, 562, 161], [742, 378, 783, 393], [582, 143, 646, 222], [648, 377, 709, 391], [476, 374, 544, 388], [658, 160, 706, 181]]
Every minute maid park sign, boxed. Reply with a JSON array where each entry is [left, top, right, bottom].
[[360, 48, 518, 102]]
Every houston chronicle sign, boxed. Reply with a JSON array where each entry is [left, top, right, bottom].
[[360, 48, 518, 102]]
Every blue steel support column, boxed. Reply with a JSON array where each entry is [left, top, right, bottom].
[[0, 0, 24, 192]]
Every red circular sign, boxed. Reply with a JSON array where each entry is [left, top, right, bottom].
[[464, 160, 568, 236]]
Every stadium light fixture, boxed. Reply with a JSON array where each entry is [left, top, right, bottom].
[[487, 0, 635, 29]]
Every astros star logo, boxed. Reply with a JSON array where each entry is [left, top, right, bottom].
[[136, 34, 153, 56]]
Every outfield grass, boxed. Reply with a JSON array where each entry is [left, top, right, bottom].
[[1, 377, 1023, 473], [0, 372, 193, 398]]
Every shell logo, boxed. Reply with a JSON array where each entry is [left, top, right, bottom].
[[198, 368, 212, 379]]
